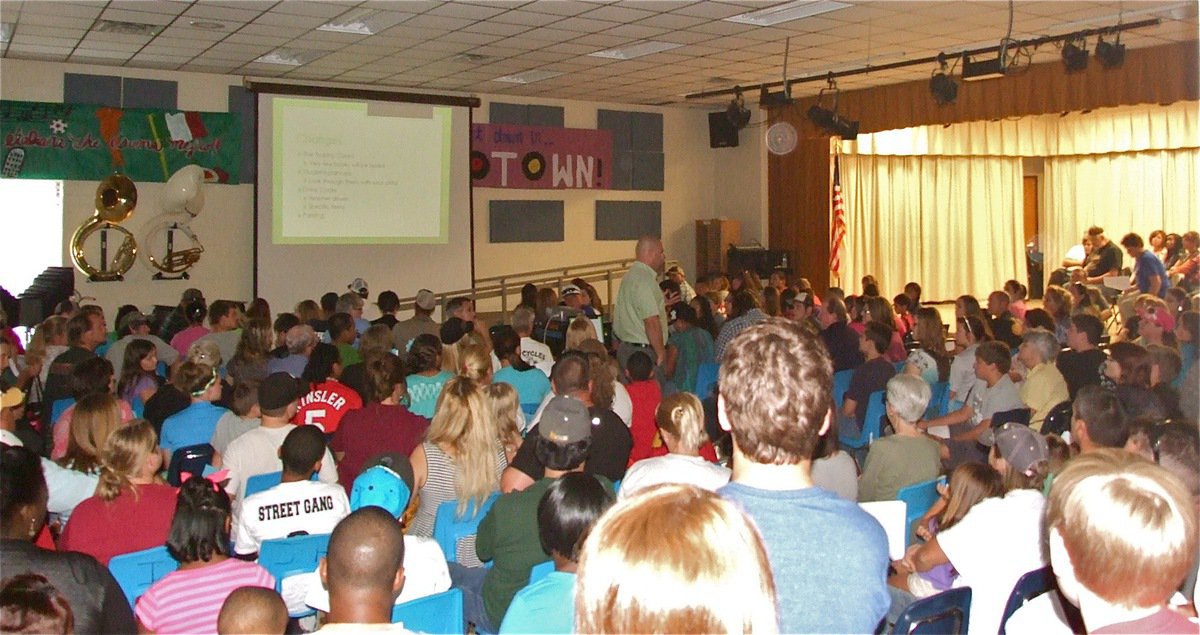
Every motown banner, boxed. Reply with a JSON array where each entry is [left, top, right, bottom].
[[471, 123, 612, 189], [0, 100, 242, 183]]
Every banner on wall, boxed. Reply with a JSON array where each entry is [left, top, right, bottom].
[[0, 100, 241, 184], [471, 123, 612, 189]]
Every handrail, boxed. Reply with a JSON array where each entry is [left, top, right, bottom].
[[394, 257, 679, 321]]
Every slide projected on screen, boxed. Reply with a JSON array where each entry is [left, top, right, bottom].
[[272, 97, 450, 244]]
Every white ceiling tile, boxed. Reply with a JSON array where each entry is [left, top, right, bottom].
[[511, 2, 598, 17], [600, 22, 668, 38], [462, 20, 530, 37], [99, 8, 178, 26], [488, 9, 566, 27], [19, 2, 105, 19], [183, 4, 263, 22], [249, 12, 328, 29], [669, 2, 751, 19], [426, 2, 509, 20], [403, 14, 475, 30], [553, 16, 623, 33], [271, 2, 353, 19], [578, 4, 659, 23], [14, 13, 97, 29]]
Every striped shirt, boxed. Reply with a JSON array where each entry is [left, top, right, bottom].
[[409, 442, 506, 567], [135, 557, 275, 634]]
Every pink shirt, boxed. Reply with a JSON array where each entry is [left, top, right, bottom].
[[171, 325, 211, 358], [51, 399, 136, 460], [135, 557, 274, 634]]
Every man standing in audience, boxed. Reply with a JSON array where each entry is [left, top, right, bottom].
[[336, 292, 370, 337], [223, 372, 338, 501], [316, 507, 408, 631], [1047, 449, 1197, 634], [501, 353, 632, 492], [233, 426, 350, 559], [43, 307, 106, 405], [195, 300, 242, 369], [511, 307, 553, 377], [1118, 232, 1172, 322], [613, 235, 668, 373], [106, 310, 179, 378], [1057, 314, 1108, 399], [392, 289, 440, 352], [1070, 385, 1130, 453], [718, 318, 890, 633], [266, 324, 317, 377], [818, 295, 864, 372]]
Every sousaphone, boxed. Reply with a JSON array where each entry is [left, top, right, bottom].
[[70, 173, 138, 282]]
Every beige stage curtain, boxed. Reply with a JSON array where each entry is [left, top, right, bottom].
[[839, 154, 1024, 302], [1043, 149, 1199, 265], [843, 101, 1199, 156]]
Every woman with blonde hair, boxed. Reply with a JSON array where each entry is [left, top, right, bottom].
[[1042, 285, 1073, 344], [575, 484, 778, 634], [483, 382, 524, 463], [573, 339, 633, 426], [456, 342, 493, 384], [864, 295, 906, 362], [226, 318, 272, 383], [27, 315, 68, 388], [59, 420, 177, 565], [409, 376, 507, 566], [619, 393, 729, 497], [564, 316, 599, 352], [46, 393, 125, 520]]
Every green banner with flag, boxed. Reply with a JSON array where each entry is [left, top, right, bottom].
[[1, 100, 242, 184]]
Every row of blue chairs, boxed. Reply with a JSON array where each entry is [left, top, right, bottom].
[[885, 563, 1083, 634], [107, 534, 466, 632]]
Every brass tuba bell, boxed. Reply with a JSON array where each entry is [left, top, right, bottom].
[[94, 173, 137, 223]]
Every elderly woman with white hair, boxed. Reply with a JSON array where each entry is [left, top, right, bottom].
[[1016, 328, 1070, 431], [859, 375, 943, 502]]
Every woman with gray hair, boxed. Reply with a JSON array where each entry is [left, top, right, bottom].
[[1016, 328, 1070, 431], [859, 375, 943, 502]]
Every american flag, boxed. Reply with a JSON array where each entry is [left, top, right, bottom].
[[829, 155, 846, 276]]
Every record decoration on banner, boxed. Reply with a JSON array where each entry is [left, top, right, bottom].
[[521, 151, 546, 181]]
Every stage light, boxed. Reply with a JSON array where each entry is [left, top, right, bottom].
[[1062, 36, 1089, 73], [1095, 36, 1125, 69], [806, 75, 859, 140], [929, 52, 958, 105]]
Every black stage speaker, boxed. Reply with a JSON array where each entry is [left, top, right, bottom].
[[708, 112, 739, 148]]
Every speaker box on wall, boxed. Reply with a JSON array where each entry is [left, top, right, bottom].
[[708, 112, 739, 148]]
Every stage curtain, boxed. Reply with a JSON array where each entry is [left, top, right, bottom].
[[843, 101, 1199, 157], [1042, 148, 1199, 267], [839, 154, 1024, 302]]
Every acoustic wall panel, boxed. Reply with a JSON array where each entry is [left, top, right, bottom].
[[489, 200, 565, 243], [122, 78, 177, 110], [595, 201, 661, 241]]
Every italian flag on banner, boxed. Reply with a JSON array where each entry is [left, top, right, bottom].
[[0, 100, 241, 183]]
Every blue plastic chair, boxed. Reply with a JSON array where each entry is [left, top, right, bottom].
[[896, 477, 941, 546], [528, 560, 555, 585], [840, 390, 885, 450], [894, 360, 907, 374], [391, 587, 465, 632], [108, 546, 179, 608], [258, 533, 332, 618], [49, 398, 75, 426], [245, 471, 283, 498], [433, 493, 499, 564], [693, 362, 719, 399], [925, 381, 950, 419], [892, 586, 971, 634], [611, 479, 621, 494], [832, 369, 854, 411], [998, 566, 1084, 634], [129, 396, 145, 419], [166, 443, 214, 487]]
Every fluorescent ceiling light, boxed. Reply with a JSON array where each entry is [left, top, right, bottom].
[[588, 40, 682, 60], [725, 1, 851, 27], [318, 9, 408, 36], [254, 49, 326, 66], [493, 70, 563, 84], [0, 23, 12, 44]]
